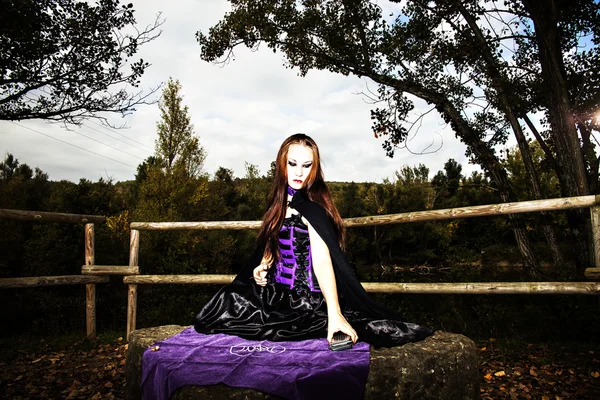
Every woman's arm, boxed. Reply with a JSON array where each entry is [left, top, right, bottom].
[[307, 219, 358, 343]]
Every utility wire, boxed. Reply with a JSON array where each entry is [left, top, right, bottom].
[[82, 122, 150, 152], [10, 121, 137, 168], [88, 119, 154, 151], [70, 129, 145, 161]]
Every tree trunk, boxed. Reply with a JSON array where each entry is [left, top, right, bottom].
[[456, 1, 565, 273], [369, 73, 543, 276], [521, 0, 592, 269], [577, 119, 599, 193]]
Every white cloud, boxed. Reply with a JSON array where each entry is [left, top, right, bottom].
[[0, 0, 482, 184]]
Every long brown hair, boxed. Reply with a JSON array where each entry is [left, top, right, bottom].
[[257, 134, 346, 263]]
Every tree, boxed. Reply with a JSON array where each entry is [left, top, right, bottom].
[[0, 0, 163, 125], [395, 163, 429, 186], [155, 78, 207, 177], [196, 0, 600, 273], [135, 78, 208, 222], [135, 156, 162, 184], [0, 153, 46, 182]]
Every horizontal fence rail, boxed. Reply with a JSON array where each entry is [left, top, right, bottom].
[[0, 208, 106, 224], [344, 195, 599, 227], [124, 274, 235, 285], [125, 194, 600, 337], [82, 265, 140, 275], [122, 275, 600, 295], [131, 221, 262, 231], [0, 275, 109, 289], [130, 195, 598, 231]]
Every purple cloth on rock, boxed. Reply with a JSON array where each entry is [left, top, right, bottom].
[[142, 327, 370, 400]]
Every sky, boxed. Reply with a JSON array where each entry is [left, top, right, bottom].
[[1, 0, 483, 184]]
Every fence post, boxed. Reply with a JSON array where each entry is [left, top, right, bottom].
[[127, 229, 140, 339], [85, 223, 96, 337]]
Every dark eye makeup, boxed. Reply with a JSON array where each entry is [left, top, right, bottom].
[[288, 161, 312, 168]]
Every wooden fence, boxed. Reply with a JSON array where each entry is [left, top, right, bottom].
[[3, 195, 600, 339], [123, 194, 600, 337], [0, 209, 107, 337]]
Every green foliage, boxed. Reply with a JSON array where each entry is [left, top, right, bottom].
[[503, 142, 561, 201], [154, 78, 207, 178], [2, 152, 597, 341], [195, 0, 600, 273]]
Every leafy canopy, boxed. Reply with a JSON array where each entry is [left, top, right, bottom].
[[0, 0, 163, 125]]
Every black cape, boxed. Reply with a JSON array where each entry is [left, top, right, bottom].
[[195, 191, 433, 347]]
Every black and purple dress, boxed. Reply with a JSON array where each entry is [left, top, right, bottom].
[[193, 190, 432, 348]]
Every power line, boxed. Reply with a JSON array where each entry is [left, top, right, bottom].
[[82, 122, 150, 153], [87, 119, 154, 151], [70, 129, 145, 161], [9, 121, 137, 168]]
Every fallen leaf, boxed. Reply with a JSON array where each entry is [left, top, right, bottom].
[[591, 371, 600, 378], [105, 381, 113, 388], [518, 383, 529, 393], [494, 370, 506, 377], [530, 367, 538, 377], [480, 347, 487, 351], [484, 373, 493, 381]]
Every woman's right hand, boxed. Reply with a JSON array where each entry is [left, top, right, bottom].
[[253, 263, 269, 286]]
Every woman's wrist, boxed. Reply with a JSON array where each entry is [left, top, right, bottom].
[[259, 262, 270, 269]]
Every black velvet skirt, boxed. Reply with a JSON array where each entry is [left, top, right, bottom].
[[193, 281, 432, 347]]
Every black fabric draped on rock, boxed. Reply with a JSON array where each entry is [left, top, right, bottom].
[[193, 190, 433, 347]]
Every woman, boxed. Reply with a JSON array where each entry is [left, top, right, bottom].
[[194, 134, 432, 347]]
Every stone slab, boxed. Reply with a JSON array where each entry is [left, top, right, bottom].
[[125, 325, 479, 399]]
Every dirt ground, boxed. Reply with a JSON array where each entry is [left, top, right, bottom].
[[1, 334, 600, 399]]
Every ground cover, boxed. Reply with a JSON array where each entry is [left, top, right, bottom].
[[1, 334, 599, 399]]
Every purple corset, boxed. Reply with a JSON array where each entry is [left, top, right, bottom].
[[273, 213, 321, 292]]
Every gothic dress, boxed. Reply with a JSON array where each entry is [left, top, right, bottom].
[[193, 191, 433, 348]]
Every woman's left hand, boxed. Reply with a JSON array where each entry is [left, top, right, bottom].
[[327, 312, 358, 344]]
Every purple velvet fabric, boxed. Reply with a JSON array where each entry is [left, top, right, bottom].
[[142, 327, 370, 400], [287, 185, 297, 196]]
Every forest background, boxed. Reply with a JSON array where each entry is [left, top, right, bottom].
[[2, 0, 600, 344], [0, 123, 596, 341]]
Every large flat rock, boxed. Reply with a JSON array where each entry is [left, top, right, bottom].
[[125, 325, 479, 399]]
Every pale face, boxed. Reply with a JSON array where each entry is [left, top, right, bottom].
[[286, 144, 314, 190]]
